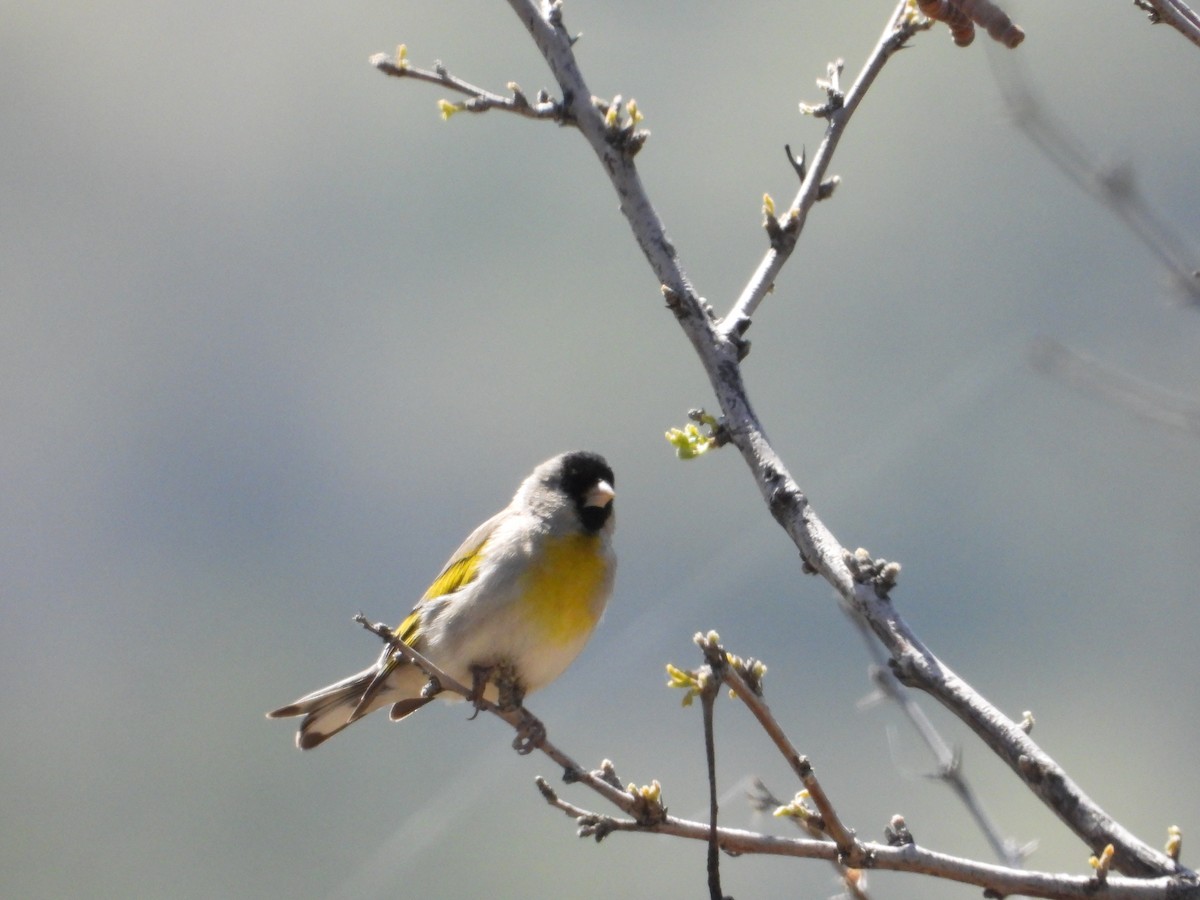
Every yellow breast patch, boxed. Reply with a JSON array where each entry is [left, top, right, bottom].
[[520, 532, 608, 644]]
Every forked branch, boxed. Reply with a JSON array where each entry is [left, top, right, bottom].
[[373, 0, 1196, 890]]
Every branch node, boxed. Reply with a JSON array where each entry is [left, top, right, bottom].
[[594, 94, 651, 156], [1089, 843, 1116, 884], [577, 813, 616, 841], [784, 143, 807, 183], [507, 81, 529, 109], [1166, 825, 1183, 863], [885, 813, 916, 846], [665, 408, 728, 460], [1017, 753, 1048, 783], [843, 548, 902, 598], [802, 59, 846, 118], [817, 176, 841, 201], [597, 758, 623, 790], [724, 650, 768, 698], [887, 653, 919, 688], [626, 779, 668, 827]]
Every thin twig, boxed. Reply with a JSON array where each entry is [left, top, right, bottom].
[[712, 645, 864, 864], [369, 53, 566, 122], [489, 0, 1191, 878], [699, 676, 726, 900], [719, 5, 932, 338]]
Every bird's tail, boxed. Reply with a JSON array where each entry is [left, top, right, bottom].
[[267, 660, 429, 750]]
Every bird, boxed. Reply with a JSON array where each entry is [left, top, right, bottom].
[[267, 451, 616, 750]]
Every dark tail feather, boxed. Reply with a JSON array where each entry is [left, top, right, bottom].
[[268, 667, 394, 750], [391, 697, 433, 721]]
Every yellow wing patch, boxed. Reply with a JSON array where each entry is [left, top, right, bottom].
[[395, 607, 422, 645], [421, 540, 487, 601], [391, 537, 489, 642]]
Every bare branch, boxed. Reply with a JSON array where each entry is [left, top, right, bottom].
[[539, 776, 1194, 900], [1133, 0, 1200, 49], [493, 0, 1183, 878], [351, 614, 641, 816], [369, 49, 566, 122], [491, 0, 1192, 878], [355, 614, 1193, 898], [375, 0, 1197, 889], [698, 672, 726, 900], [721, 6, 931, 339]]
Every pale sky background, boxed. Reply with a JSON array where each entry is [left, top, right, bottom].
[[4, 2, 1200, 898]]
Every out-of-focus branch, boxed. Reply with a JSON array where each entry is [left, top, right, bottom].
[[1133, 0, 1200, 49], [991, 55, 1200, 305], [849, 610, 1035, 868], [1031, 338, 1200, 437]]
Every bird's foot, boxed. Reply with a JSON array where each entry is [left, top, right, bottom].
[[511, 709, 546, 755]]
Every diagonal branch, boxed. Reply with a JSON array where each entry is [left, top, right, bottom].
[[721, 5, 932, 338], [497, 0, 1190, 880], [374, 0, 1194, 887], [1134, 0, 1200, 49], [702, 634, 864, 864]]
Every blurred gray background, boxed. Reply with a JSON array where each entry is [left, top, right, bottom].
[[4, 2, 1199, 898]]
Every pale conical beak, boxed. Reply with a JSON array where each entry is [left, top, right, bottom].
[[585, 480, 615, 509]]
